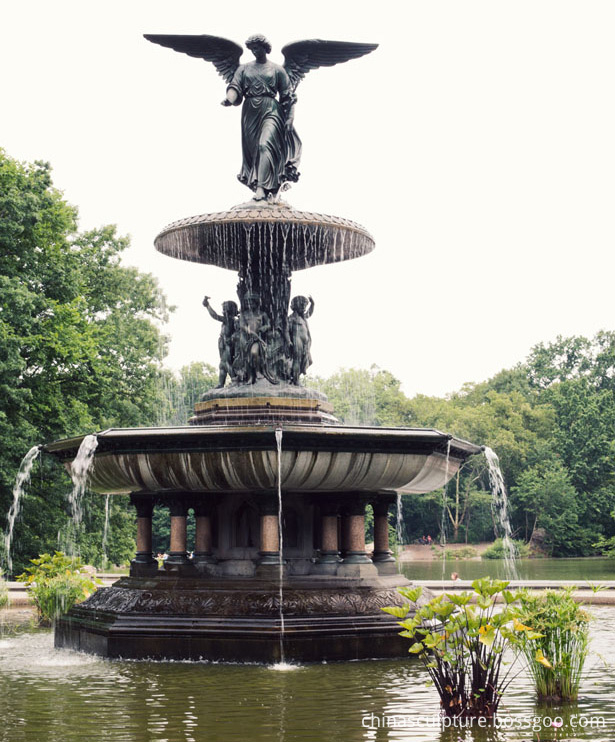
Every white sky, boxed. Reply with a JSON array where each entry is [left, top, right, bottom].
[[2, 1, 614, 398]]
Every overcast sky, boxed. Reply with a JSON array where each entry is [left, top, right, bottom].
[[2, 1, 614, 398]]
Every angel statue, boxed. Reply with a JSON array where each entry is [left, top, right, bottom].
[[144, 34, 378, 201]]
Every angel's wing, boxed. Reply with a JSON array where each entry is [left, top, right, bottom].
[[144, 34, 243, 84], [282, 39, 378, 92]]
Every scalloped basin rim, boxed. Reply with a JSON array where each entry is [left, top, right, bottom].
[[43, 424, 481, 458], [42, 425, 482, 497]]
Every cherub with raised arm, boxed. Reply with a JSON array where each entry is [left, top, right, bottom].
[[202, 296, 239, 387], [288, 295, 314, 385]]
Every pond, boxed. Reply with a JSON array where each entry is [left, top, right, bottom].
[[401, 557, 615, 583], [0, 606, 613, 742]]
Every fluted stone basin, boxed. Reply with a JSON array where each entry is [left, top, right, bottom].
[[47, 422, 482, 662], [44, 425, 480, 497]]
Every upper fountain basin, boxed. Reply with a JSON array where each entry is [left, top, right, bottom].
[[43, 425, 481, 497], [154, 201, 375, 270]]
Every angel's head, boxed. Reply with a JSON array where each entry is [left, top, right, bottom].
[[245, 34, 272, 57]]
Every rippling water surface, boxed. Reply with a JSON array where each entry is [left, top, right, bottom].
[[1, 609, 614, 742], [401, 557, 615, 582]]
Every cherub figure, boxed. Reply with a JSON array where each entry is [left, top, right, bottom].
[[233, 291, 276, 384], [202, 296, 239, 387], [288, 295, 314, 385]]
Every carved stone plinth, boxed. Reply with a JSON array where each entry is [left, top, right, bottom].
[[54, 573, 422, 662]]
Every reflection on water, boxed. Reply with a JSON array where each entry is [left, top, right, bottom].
[[0, 609, 614, 742], [401, 557, 615, 582]]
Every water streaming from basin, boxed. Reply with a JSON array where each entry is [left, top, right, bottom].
[[396, 491, 404, 554], [101, 494, 111, 565], [484, 446, 518, 580], [274, 427, 286, 667], [3, 445, 41, 574], [67, 434, 99, 530], [440, 438, 452, 584]]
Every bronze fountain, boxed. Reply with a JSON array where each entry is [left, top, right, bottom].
[[46, 33, 480, 662]]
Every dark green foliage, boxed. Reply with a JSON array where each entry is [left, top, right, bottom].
[[482, 538, 529, 559], [0, 149, 169, 575], [346, 331, 615, 557], [309, 366, 410, 426], [2, 147, 615, 567], [158, 362, 218, 426], [152, 506, 196, 555], [16, 551, 100, 623]]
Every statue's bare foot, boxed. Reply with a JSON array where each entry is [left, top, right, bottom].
[[253, 187, 266, 201]]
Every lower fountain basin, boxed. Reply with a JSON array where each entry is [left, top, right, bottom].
[[45, 423, 480, 662], [44, 424, 481, 496]]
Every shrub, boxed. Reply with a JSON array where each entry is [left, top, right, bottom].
[[447, 546, 478, 560], [383, 578, 541, 719], [515, 588, 590, 701], [0, 578, 8, 609], [482, 538, 529, 560], [431, 546, 478, 560], [16, 552, 100, 624]]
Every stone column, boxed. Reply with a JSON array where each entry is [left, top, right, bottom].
[[129, 493, 158, 577], [340, 497, 372, 564], [193, 499, 217, 567], [257, 494, 280, 567], [164, 495, 194, 573], [316, 501, 340, 564], [372, 494, 397, 563]]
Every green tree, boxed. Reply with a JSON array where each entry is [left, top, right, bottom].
[[512, 457, 585, 555], [158, 362, 218, 426], [0, 149, 170, 574], [310, 366, 410, 426]]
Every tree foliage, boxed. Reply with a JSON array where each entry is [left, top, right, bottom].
[[2, 148, 614, 568], [0, 150, 169, 574]]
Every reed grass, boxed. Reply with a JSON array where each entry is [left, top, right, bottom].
[[516, 588, 590, 701]]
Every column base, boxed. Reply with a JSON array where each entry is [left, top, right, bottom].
[[192, 552, 217, 565], [310, 562, 339, 576], [342, 551, 373, 565], [315, 550, 341, 564], [257, 551, 281, 566], [374, 561, 398, 576], [372, 550, 396, 563], [164, 553, 196, 575], [336, 562, 379, 578], [130, 557, 159, 578]]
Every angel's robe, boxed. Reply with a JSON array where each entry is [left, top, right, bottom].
[[228, 60, 301, 193]]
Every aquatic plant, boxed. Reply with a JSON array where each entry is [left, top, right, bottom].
[[515, 588, 590, 701], [384, 578, 540, 718], [16, 552, 100, 624]]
